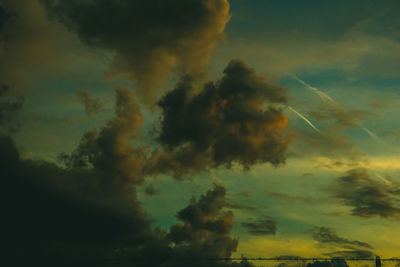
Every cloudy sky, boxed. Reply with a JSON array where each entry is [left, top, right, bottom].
[[2, 0, 400, 265]]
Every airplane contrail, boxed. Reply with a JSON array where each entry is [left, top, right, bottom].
[[360, 125, 383, 143], [288, 106, 321, 133], [374, 173, 392, 186], [285, 73, 339, 108], [286, 73, 384, 143]]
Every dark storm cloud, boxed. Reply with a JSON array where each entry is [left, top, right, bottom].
[[0, 58, 286, 266], [331, 168, 400, 219], [2, 87, 255, 265], [2, 87, 152, 262], [2, 138, 244, 265], [241, 216, 277, 236], [41, 0, 231, 104], [146, 59, 289, 177], [4, 143, 251, 266], [76, 89, 102, 117], [311, 227, 372, 249], [1, 155, 148, 260]]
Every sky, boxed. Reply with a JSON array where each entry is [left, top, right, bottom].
[[1, 0, 400, 266]]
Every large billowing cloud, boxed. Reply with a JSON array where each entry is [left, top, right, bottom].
[[2, 87, 254, 266], [3, 143, 250, 265], [3, 87, 150, 261], [41, 0, 231, 104], [146, 59, 289, 177], [61, 86, 147, 186], [1, 135, 150, 256], [330, 168, 400, 219], [167, 184, 238, 260]]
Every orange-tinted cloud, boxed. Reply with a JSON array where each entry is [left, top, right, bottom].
[[42, 0, 231, 104], [147, 59, 290, 178]]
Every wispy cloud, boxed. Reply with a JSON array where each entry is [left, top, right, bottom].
[[330, 168, 400, 219]]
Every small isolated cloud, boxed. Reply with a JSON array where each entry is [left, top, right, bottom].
[[241, 216, 277, 236], [76, 90, 102, 117], [224, 199, 259, 212], [144, 184, 159, 196]]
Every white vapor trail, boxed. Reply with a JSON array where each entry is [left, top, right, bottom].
[[360, 125, 383, 143], [287, 73, 384, 143], [288, 106, 321, 133], [285, 73, 340, 108], [374, 173, 392, 186]]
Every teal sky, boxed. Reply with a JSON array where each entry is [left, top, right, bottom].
[[2, 0, 400, 264]]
